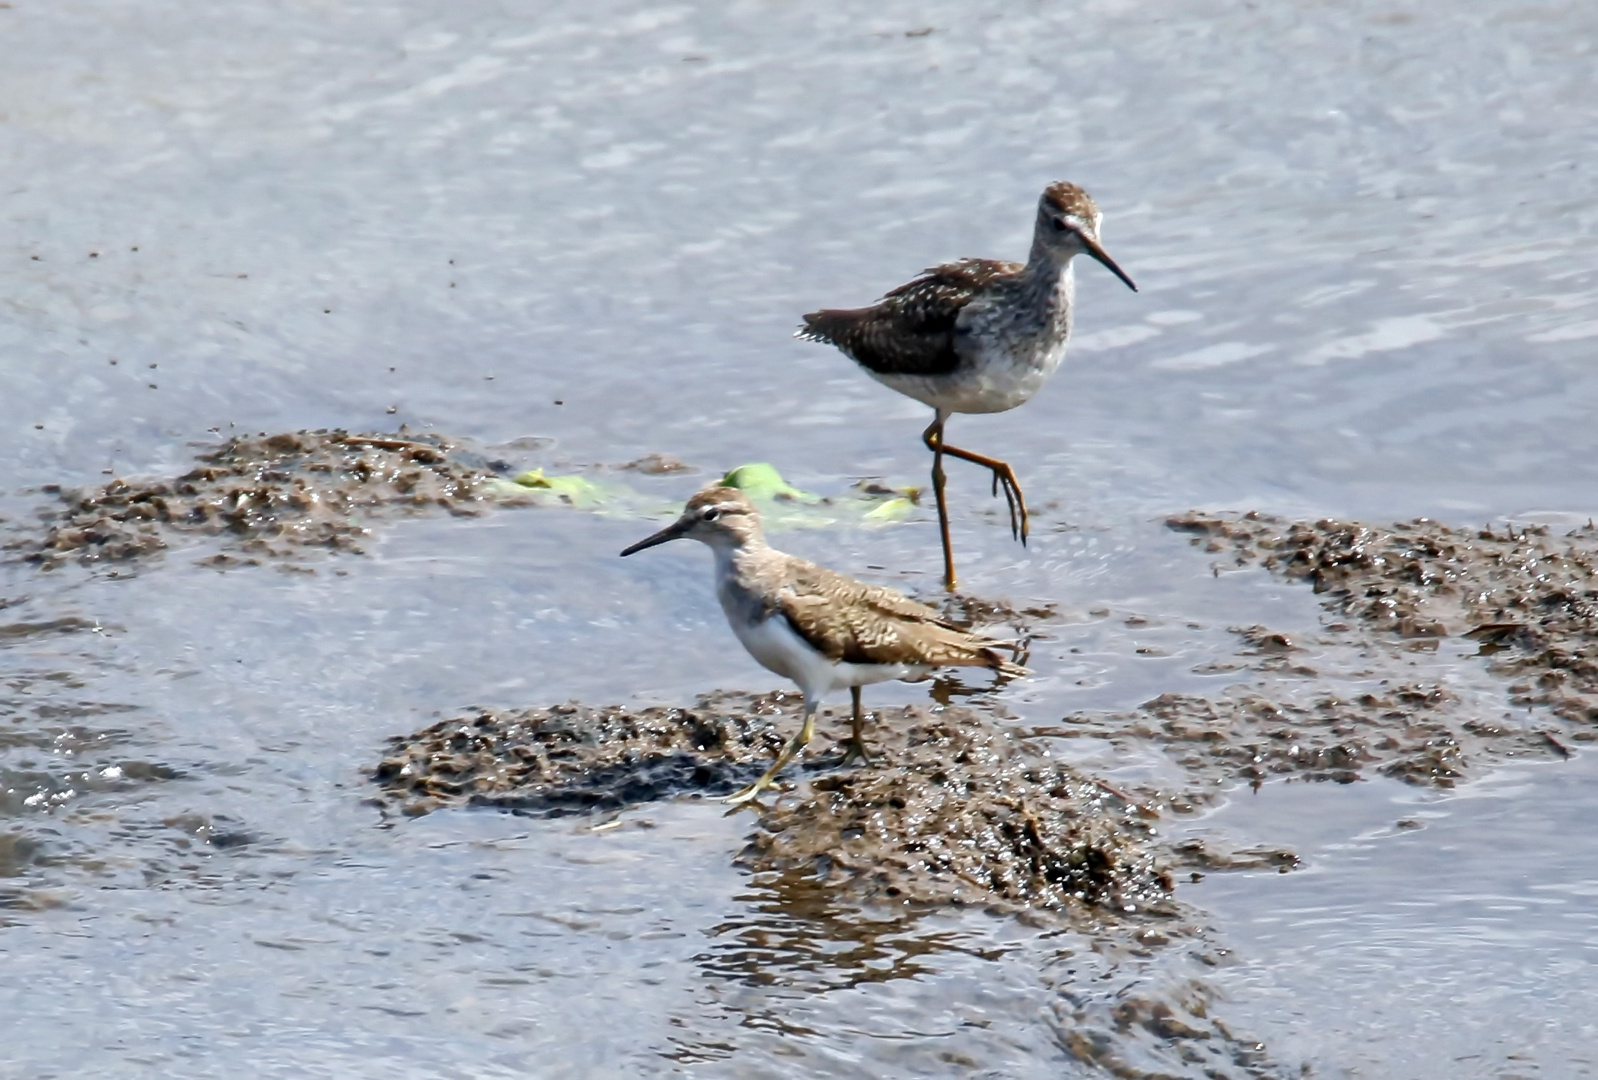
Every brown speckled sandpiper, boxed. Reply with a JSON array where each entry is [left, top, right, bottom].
[[798, 181, 1137, 591], [620, 486, 1026, 804]]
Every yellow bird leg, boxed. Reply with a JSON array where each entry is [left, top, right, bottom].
[[724, 708, 816, 805]]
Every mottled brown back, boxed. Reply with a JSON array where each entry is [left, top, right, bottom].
[[774, 557, 1024, 673], [798, 258, 1023, 377]]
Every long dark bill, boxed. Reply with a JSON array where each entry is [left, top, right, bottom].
[[1083, 236, 1137, 292], [619, 519, 689, 557]]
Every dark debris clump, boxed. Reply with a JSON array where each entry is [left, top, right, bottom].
[[372, 692, 1175, 918], [742, 704, 1173, 916], [372, 691, 791, 816], [1170, 511, 1598, 734], [1044, 682, 1546, 792], [20, 430, 497, 569]]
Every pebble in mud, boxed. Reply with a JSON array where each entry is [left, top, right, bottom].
[[1170, 511, 1598, 735], [371, 691, 1178, 919], [17, 430, 500, 569]]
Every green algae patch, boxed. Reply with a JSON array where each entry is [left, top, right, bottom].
[[496, 461, 919, 531], [718, 463, 922, 531], [861, 492, 918, 523], [503, 469, 616, 510], [720, 462, 819, 503]]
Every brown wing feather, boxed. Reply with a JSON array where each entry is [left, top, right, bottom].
[[798, 258, 1022, 377], [775, 559, 1024, 673]]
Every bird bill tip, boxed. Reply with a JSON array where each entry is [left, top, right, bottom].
[[1084, 237, 1137, 292], [619, 522, 685, 557]]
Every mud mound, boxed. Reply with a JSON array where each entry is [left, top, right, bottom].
[[741, 707, 1172, 915], [372, 692, 1175, 917], [21, 431, 498, 569], [1043, 681, 1568, 793], [371, 691, 791, 816], [1171, 512, 1598, 733]]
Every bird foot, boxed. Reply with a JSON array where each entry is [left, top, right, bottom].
[[988, 466, 1029, 545], [838, 738, 874, 768], [722, 780, 773, 806]]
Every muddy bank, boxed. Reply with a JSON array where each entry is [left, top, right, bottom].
[[1171, 511, 1598, 735], [1040, 680, 1556, 793], [372, 691, 1181, 919], [1006, 512, 1598, 797], [372, 691, 786, 817], [369, 508, 1598, 924], [15, 430, 505, 570], [371, 693, 1296, 1074], [10, 430, 933, 574]]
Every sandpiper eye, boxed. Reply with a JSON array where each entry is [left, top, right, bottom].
[[701, 507, 721, 522], [1051, 217, 1074, 233]]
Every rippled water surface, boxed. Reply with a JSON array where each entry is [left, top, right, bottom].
[[3, 0, 1597, 1076]]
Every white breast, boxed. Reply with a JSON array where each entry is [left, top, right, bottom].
[[727, 613, 928, 704], [730, 612, 819, 686], [879, 260, 1075, 415], [869, 358, 1054, 415]]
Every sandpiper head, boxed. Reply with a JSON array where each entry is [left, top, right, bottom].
[[619, 486, 763, 556], [1036, 181, 1137, 292]]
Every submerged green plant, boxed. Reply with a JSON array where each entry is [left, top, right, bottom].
[[719, 462, 820, 503], [497, 461, 917, 531], [508, 468, 609, 508]]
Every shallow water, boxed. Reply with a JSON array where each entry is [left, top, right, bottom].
[[4, 0, 1598, 1075], [1189, 757, 1598, 1078]]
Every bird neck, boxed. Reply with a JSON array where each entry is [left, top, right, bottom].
[[1023, 228, 1079, 280], [1019, 242, 1077, 329], [706, 529, 771, 585], [708, 533, 786, 627]]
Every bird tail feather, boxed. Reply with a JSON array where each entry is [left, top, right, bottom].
[[983, 649, 1031, 678], [795, 309, 850, 345]]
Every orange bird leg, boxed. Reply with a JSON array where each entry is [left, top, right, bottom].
[[922, 418, 1029, 548], [921, 415, 959, 592]]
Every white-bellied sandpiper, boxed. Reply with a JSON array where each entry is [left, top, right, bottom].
[[798, 181, 1137, 591], [620, 486, 1026, 803]]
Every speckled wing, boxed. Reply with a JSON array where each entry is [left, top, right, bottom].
[[798, 258, 1023, 377], [775, 559, 1024, 673]]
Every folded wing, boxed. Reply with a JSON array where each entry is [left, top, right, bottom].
[[775, 559, 1026, 674], [798, 258, 1022, 377]]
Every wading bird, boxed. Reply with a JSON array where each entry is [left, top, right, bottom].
[[620, 487, 1025, 802], [798, 181, 1137, 591]]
